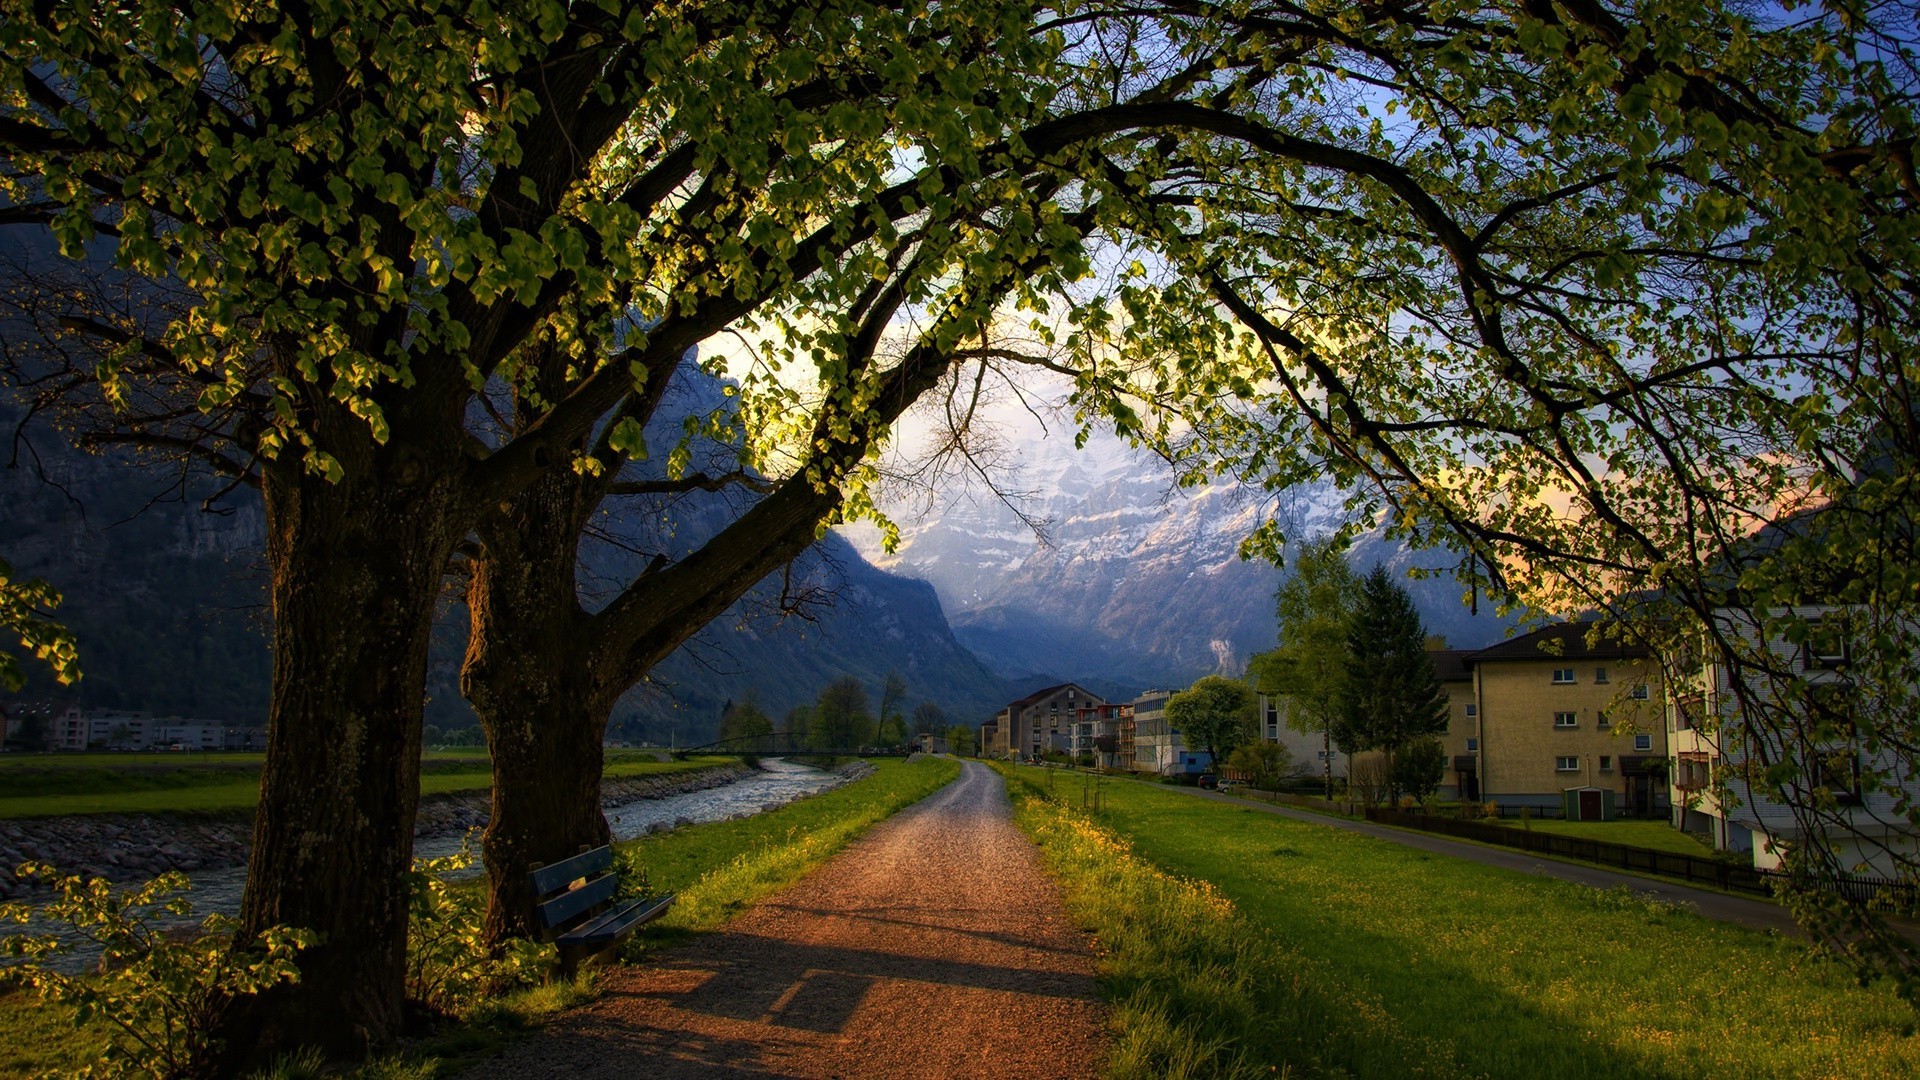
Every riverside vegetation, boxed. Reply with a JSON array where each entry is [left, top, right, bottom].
[[997, 765, 1920, 1080], [0, 756, 958, 1078]]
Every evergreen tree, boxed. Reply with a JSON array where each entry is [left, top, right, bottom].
[[1334, 567, 1450, 801]]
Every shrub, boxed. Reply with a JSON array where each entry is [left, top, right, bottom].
[[404, 837, 552, 1017], [1390, 737, 1448, 801], [0, 863, 313, 1079], [1225, 741, 1291, 790]]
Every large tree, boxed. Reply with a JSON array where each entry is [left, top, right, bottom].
[[0, 0, 1116, 1059], [1164, 675, 1258, 774], [11, 0, 1920, 1037], [1250, 537, 1362, 798], [1332, 567, 1450, 801]]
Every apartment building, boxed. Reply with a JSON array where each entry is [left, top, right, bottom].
[[1669, 604, 1920, 874], [1466, 622, 1668, 815], [1072, 702, 1133, 770], [992, 683, 1105, 759], [1253, 693, 1344, 784], [1429, 649, 1480, 800]]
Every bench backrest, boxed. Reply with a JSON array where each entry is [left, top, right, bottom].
[[530, 845, 619, 932]]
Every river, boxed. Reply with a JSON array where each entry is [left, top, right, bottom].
[[11, 757, 846, 972]]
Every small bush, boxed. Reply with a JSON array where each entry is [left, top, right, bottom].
[[0, 862, 313, 1080], [405, 836, 553, 1017]]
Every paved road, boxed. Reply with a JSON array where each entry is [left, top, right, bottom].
[[1175, 786, 1818, 935], [466, 761, 1106, 1079]]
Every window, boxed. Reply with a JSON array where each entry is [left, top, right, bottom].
[[1633, 734, 1653, 752], [1804, 615, 1851, 671], [1318, 750, 1332, 761], [1599, 755, 1613, 771], [1816, 752, 1865, 806], [1464, 703, 1478, 718], [1554, 711, 1578, 729], [1552, 668, 1576, 684], [1630, 683, 1650, 700], [1596, 711, 1611, 729], [1466, 738, 1479, 752], [1555, 755, 1580, 772], [1594, 666, 1610, 684]]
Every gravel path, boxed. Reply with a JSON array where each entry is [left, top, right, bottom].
[[464, 760, 1107, 1078]]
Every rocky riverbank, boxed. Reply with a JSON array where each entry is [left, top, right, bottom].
[[0, 762, 755, 899]]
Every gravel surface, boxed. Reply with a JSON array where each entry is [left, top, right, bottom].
[[464, 760, 1107, 1078]]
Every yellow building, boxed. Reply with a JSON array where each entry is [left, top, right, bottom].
[[1466, 622, 1668, 816], [1428, 649, 1480, 801]]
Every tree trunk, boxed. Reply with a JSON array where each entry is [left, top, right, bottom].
[[1322, 725, 1332, 800], [461, 471, 612, 945], [222, 444, 464, 1066], [476, 688, 613, 943]]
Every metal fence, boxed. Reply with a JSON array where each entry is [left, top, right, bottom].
[[1361, 807, 1920, 914]]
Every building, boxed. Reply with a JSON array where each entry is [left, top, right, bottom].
[[1071, 702, 1133, 770], [1429, 649, 1479, 800], [992, 683, 1105, 759], [1465, 622, 1668, 815], [980, 717, 1003, 759], [1669, 604, 1920, 873], [1131, 690, 1211, 776], [1252, 693, 1344, 786]]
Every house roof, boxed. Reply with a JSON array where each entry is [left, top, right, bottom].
[[1000, 682, 1102, 712], [1464, 621, 1652, 666], [1427, 648, 1475, 682]]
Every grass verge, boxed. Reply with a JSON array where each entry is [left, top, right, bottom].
[[998, 764, 1920, 1080]]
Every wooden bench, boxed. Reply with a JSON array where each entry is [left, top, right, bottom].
[[529, 845, 674, 974]]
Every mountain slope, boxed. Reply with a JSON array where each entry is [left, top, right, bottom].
[[845, 426, 1514, 696]]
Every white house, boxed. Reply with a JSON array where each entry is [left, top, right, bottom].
[[1669, 604, 1920, 876]]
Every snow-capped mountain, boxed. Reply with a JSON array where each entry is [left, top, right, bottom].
[[844, 423, 1513, 698]]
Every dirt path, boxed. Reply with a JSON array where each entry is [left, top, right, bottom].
[[464, 760, 1107, 1078]]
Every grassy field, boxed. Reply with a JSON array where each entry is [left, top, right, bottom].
[[1000, 765, 1920, 1080], [0, 754, 734, 819]]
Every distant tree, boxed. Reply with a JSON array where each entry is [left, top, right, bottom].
[[1226, 741, 1292, 791], [874, 713, 909, 749], [717, 693, 774, 746], [1249, 537, 1361, 799], [946, 724, 976, 757], [912, 702, 947, 737], [1334, 567, 1450, 801], [811, 677, 874, 751], [1392, 738, 1448, 803], [783, 705, 814, 748], [879, 671, 908, 725], [1165, 676, 1257, 773]]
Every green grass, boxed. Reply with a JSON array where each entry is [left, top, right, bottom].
[[0, 991, 107, 1078], [0, 756, 734, 819], [999, 764, 1920, 1080], [1488, 816, 1723, 857]]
